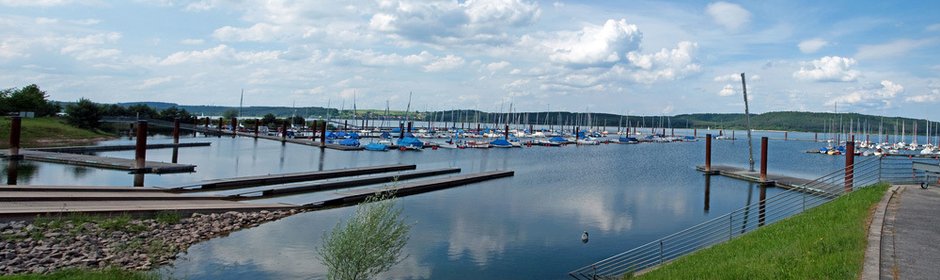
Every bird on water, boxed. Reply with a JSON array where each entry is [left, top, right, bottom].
[[581, 231, 589, 243]]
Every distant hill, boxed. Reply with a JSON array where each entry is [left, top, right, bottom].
[[91, 101, 935, 134]]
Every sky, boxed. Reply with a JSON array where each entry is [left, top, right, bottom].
[[1, 0, 938, 119]]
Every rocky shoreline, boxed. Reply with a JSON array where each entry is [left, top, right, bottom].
[[0, 210, 300, 275]]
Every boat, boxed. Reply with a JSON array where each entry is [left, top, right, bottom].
[[339, 138, 360, 147], [490, 139, 513, 148], [397, 137, 423, 151], [617, 136, 639, 144], [364, 142, 389, 151]]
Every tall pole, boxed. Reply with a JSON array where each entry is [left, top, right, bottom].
[[742, 73, 755, 172]]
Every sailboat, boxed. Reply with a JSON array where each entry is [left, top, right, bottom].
[[365, 100, 390, 151]]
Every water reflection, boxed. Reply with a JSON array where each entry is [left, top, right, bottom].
[[70, 166, 91, 179], [3, 160, 38, 185], [133, 173, 145, 187], [704, 174, 711, 212]]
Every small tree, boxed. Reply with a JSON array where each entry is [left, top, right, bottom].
[[261, 113, 277, 126], [317, 191, 411, 280], [64, 98, 102, 129]]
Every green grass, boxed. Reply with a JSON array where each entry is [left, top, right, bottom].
[[636, 183, 890, 280], [0, 117, 111, 148], [0, 267, 159, 280]]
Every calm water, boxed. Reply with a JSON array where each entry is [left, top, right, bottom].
[[4, 129, 850, 279]]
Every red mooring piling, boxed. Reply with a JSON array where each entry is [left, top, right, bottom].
[[9, 116, 22, 159], [134, 120, 148, 171], [760, 136, 768, 182], [845, 136, 855, 192], [320, 121, 327, 147], [705, 134, 712, 172], [281, 121, 288, 142]]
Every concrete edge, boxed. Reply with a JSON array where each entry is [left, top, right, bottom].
[[861, 185, 902, 280]]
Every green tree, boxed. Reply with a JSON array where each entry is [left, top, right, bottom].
[[3, 84, 60, 116], [158, 107, 193, 121], [261, 113, 277, 126], [222, 109, 239, 119], [317, 192, 411, 280], [64, 98, 103, 129], [126, 104, 158, 119]]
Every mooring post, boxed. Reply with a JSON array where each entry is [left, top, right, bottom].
[[575, 126, 580, 141], [254, 121, 259, 138], [760, 136, 768, 182], [814, 132, 818, 142], [477, 123, 481, 134], [845, 136, 855, 193], [344, 120, 348, 132], [399, 123, 405, 139], [784, 131, 788, 141], [134, 120, 148, 172], [671, 127, 674, 137], [311, 120, 318, 140], [8, 116, 22, 159], [320, 121, 327, 147], [504, 124, 509, 140], [694, 128, 697, 138], [231, 117, 238, 138], [172, 118, 180, 145], [407, 121, 413, 134], [705, 134, 712, 172], [281, 120, 288, 142], [218, 117, 223, 131]]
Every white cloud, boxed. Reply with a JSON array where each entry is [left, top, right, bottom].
[[705, 1, 751, 31], [180, 38, 204, 45], [718, 84, 735, 96], [546, 19, 641, 65], [798, 38, 828, 53], [793, 56, 860, 82], [855, 39, 934, 60], [486, 61, 510, 72], [135, 76, 176, 90], [213, 23, 285, 42], [905, 81, 940, 103], [159, 44, 280, 66], [424, 54, 465, 72], [0, 0, 83, 7], [369, 0, 540, 45], [714, 73, 759, 82], [829, 80, 903, 108], [626, 41, 701, 83]]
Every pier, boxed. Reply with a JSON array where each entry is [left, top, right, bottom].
[[0, 149, 195, 174], [308, 170, 515, 207], [170, 164, 417, 191], [227, 167, 462, 199], [29, 142, 211, 153]]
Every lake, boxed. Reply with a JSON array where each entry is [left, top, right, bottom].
[[4, 129, 849, 279]]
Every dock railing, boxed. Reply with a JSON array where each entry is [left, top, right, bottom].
[[568, 155, 940, 279]]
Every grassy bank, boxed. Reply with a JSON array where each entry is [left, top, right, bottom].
[[0, 268, 157, 280], [0, 117, 112, 148], [636, 183, 890, 279]]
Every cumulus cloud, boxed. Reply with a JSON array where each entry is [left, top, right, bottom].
[[180, 38, 204, 45], [0, 0, 84, 7], [705, 1, 751, 31], [714, 73, 759, 82], [424, 54, 465, 72], [626, 41, 701, 83], [829, 80, 903, 108], [213, 23, 285, 42], [905, 81, 940, 103], [855, 39, 934, 60], [546, 19, 641, 65], [798, 38, 828, 53], [793, 56, 860, 82], [159, 44, 280, 66], [718, 84, 735, 96], [370, 0, 540, 45], [486, 61, 510, 71]]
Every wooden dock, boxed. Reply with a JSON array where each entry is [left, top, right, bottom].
[[0, 185, 296, 222], [170, 164, 417, 191], [308, 170, 515, 207], [30, 142, 211, 153], [696, 165, 818, 190], [192, 127, 365, 151], [0, 149, 195, 174], [228, 167, 462, 199]]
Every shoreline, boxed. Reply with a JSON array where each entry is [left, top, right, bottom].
[[0, 210, 301, 275]]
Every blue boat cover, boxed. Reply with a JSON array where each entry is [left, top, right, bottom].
[[348, 132, 360, 139], [365, 143, 388, 151], [339, 138, 360, 146], [549, 136, 567, 142], [490, 139, 511, 146], [397, 137, 424, 148]]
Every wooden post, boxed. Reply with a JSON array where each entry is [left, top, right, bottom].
[[505, 124, 509, 140], [254, 121, 259, 138], [8, 116, 22, 159], [784, 131, 788, 141], [218, 117, 223, 131], [760, 137, 768, 182], [172, 118, 180, 145], [705, 134, 712, 172], [135, 120, 148, 172], [320, 121, 327, 147], [694, 128, 697, 138], [399, 123, 405, 140], [407, 121, 413, 134], [281, 120, 288, 142], [845, 136, 855, 192], [311, 120, 318, 140], [344, 120, 348, 132], [814, 132, 818, 142], [231, 117, 238, 138]]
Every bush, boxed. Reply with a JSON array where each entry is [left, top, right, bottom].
[[64, 98, 103, 129]]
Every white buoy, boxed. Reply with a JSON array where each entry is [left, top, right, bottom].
[[581, 231, 589, 243]]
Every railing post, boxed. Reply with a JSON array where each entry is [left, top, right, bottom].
[[729, 215, 732, 241], [172, 118, 180, 145], [659, 240, 664, 264], [845, 137, 855, 192]]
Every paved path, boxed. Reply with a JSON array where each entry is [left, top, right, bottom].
[[870, 185, 940, 280]]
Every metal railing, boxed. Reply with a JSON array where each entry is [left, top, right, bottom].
[[569, 155, 940, 279]]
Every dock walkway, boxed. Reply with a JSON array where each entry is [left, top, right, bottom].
[[30, 142, 210, 153], [0, 149, 195, 174], [696, 165, 818, 191], [309, 170, 515, 207], [171, 164, 417, 191]]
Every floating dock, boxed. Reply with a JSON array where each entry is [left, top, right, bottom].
[[0, 186, 295, 222], [30, 142, 210, 153], [0, 149, 195, 174], [170, 164, 417, 191], [308, 170, 515, 207], [696, 165, 821, 191], [229, 167, 462, 199]]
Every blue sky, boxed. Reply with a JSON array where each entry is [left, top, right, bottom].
[[1, 0, 938, 119]]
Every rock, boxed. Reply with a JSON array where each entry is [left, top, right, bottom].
[[30, 266, 46, 274]]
